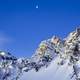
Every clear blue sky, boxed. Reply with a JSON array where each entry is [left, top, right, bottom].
[[0, 0, 80, 57]]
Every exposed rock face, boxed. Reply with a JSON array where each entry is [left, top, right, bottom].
[[0, 28, 80, 80]]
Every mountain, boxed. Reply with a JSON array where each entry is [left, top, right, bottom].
[[0, 28, 80, 80]]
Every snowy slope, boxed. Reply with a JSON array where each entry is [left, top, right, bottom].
[[0, 28, 80, 80], [20, 57, 74, 80]]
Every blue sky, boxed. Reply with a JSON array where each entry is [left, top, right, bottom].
[[0, 0, 80, 57]]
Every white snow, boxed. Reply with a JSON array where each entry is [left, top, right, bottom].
[[20, 57, 73, 80], [1, 28, 80, 80]]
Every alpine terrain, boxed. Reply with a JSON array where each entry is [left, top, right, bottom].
[[0, 28, 80, 80]]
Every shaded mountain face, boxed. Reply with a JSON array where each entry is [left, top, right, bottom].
[[0, 28, 80, 80]]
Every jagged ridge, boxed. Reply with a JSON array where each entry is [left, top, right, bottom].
[[0, 28, 80, 80]]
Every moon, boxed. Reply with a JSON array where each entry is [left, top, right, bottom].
[[36, 5, 38, 9]]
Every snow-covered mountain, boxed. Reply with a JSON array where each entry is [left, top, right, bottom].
[[0, 28, 80, 80]]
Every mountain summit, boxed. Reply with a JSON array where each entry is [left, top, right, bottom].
[[0, 28, 80, 80]]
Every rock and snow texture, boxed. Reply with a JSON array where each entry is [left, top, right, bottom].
[[20, 57, 74, 80], [0, 28, 80, 80]]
